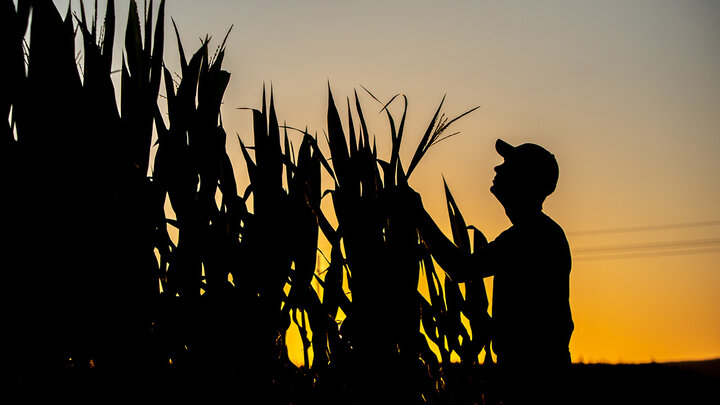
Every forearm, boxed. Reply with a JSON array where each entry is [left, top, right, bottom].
[[416, 209, 474, 282]]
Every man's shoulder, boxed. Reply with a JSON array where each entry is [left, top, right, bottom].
[[511, 213, 567, 237], [539, 213, 568, 237], [491, 213, 569, 247]]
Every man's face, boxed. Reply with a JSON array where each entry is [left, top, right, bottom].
[[491, 159, 511, 197], [490, 158, 525, 205]]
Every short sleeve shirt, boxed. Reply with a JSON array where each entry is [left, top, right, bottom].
[[483, 213, 573, 363]]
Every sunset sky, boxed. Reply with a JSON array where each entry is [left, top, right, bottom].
[[47, 0, 720, 364]]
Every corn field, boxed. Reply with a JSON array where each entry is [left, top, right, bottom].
[[3, 1, 493, 403]]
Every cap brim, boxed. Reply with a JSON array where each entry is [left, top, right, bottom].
[[495, 139, 515, 157]]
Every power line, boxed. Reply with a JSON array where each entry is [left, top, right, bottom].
[[568, 220, 720, 236], [572, 237, 720, 255], [573, 247, 720, 262], [572, 237, 720, 261]]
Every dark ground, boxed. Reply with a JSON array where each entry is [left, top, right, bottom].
[[565, 359, 720, 405], [8, 358, 719, 403]]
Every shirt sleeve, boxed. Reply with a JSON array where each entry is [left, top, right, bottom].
[[471, 228, 514, 278]]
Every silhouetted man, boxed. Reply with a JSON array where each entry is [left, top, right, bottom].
[[410, 139, 573, 404]]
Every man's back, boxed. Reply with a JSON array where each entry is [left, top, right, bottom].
[[489, 212, 573, 365]]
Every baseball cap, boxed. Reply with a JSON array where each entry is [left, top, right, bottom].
[[495, 139, 559, 197]]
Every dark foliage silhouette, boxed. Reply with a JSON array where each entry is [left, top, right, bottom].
[[0, 1, 595, 404]]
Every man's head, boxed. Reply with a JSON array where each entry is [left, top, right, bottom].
[[490, 139, 559, 209]]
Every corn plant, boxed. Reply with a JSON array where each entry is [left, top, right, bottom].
[[148, 15, 257, 395], [303, 86, 481, 402], [235, 86, 353, 400], [154, 21, 232, 299]]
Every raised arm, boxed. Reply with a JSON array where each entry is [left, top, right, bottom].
[[405, 189, 502, 282], [414, 209, 467, 281]]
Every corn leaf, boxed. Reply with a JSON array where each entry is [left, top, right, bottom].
[[124, 0, 143, 80], [326, 85, 350, 187], [149, 0, 165, 97], [443, 178, 471, 253]]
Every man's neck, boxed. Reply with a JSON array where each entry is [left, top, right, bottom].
[[504, 204, 544, 225]]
